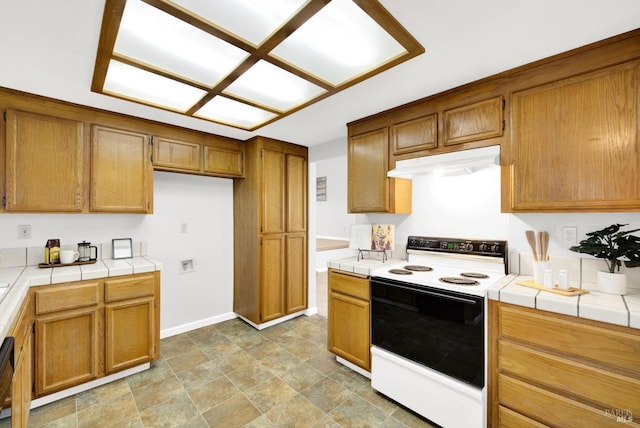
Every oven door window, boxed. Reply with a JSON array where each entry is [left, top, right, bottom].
[[371, 279, 484, 388]]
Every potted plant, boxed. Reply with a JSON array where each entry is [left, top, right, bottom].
[[569, 223, 640, 294]]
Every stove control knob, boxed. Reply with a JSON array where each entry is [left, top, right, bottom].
[[464, 243, 474, 251], [479, 243, 488, 252], [491, 244, 501, 253]]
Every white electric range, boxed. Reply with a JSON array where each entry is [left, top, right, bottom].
[[370, 236, 508, 428]]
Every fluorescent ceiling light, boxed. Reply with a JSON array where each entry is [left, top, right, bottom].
[[103, 60, 207, 112], [270, 0, 407, 85], [92, 0, 424, 131], [195, 96, 278, 129], [224, 60, 326, 112], [166, 0, 307, 46], [115, 0, 248, 87]]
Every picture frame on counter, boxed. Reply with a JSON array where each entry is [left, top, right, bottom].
[[112, 238, 133, 259]]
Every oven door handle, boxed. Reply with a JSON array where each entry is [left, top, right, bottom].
[[372, 279, 479, 305]]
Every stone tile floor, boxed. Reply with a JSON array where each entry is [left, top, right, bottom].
[[6, 315, 438, 427]]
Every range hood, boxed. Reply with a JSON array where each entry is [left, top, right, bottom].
[[387, 145, 500, 178]]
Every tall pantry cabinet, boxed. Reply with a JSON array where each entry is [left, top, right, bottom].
[[233, 136, 308, 326]]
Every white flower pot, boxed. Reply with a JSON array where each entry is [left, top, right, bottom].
[[596, 271, 627, 295]]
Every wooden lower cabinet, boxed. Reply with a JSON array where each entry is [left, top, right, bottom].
[[35, 306, 100, 396], [489, 301, 640, 427], [7, 292, 33, 428], [327, 269, 371, 371], [11, 330, 31, 428], [33, 272, 160, 398]]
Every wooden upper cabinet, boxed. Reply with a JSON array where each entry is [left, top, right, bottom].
[[261, 148, 286, 234], [204, 144, 244, 177], [508, 62, 640, 211], [443, 96, 504, 146], [152, 136, 201, 171], [286, 154, 307, 233], [5, 109, 84, 212], [348, 128, 411, 213], [391, 113, 438, 155], [90, 125, 153, 213]]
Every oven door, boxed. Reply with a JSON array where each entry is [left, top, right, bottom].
[[371, 277, 484, 388]]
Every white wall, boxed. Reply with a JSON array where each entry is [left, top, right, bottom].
[[0, 171, 234, 334], [310, 137, 356, 239]]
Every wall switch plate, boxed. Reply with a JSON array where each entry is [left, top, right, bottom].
[[18, 224, 32, 239], [562, 226, 578, 246], [179, 258, 195, 274]]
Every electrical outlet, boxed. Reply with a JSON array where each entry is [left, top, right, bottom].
[[179, 258, 195, 274], [18, 224, 32, 239], [562, 226, 578, 246], [179, 223, 188, 234]]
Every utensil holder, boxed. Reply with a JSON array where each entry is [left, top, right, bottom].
[[533, 261, 551, 284]]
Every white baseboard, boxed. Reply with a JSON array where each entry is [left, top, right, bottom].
[[160, 312, 237, 339]]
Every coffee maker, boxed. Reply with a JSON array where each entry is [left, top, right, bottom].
[[77, 241, 98, 262]]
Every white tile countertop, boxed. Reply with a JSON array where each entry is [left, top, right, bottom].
[[488, 275, 640, 329], [327, 256, 406, 276], [0, 257, 162, 343]]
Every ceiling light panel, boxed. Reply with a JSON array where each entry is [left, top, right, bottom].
[[270, 0, 408, 85], [195, 96, 278, 129], [167, 0, 307, 45], [115, 0, 248, 86], [224, 60, 326, 112], [93, 0, 424, 130], [103, 60, 207, 112]]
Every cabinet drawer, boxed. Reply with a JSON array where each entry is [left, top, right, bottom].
[[498, 405, 548, 428], [497, 304, 640, 374], [499, 340, 640, 416], [328, 270, 369, 301], [35, 282, 100, 314], [104, 274, 155, 302], [499, 374, 639, 427]]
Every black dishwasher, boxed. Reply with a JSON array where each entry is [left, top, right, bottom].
[[0, 337, 14, 413]]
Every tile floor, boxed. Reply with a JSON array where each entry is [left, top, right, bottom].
[[7, 315, 437, 427]]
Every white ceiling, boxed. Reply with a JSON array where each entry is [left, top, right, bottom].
[[1, 0, 639, 147]]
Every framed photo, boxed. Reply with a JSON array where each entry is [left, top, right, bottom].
[[112, 238, 133, 259]]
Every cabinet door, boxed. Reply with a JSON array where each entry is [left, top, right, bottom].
[[286, 233, 307, 314], [260, 234, 285, 322], [152, 136, 201, 171], [91, 125, 153, 213], [443, 96, 503, 146], [391, 114, 438, 155], [348, 128, 390, 213], [510, 64, 640, 211], [328, 290, 371, 371], [105, 297, 155, 374], [35, 306, 100, 396], [261, 149, 285, 234], [204, 145, 244, 177], [11, 330, 32, 428], [286, 154, 307, 233], [5, 109, 84, 212]]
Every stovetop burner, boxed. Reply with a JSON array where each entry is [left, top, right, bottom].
[[404, 265, 433, 272], [460, 272, 490, 279], [389, 269, 412, 275], [439, 277, 480, 286]]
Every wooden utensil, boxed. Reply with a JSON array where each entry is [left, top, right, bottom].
[[526, 230, 538, 261], [539, 231, 549, 261]]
